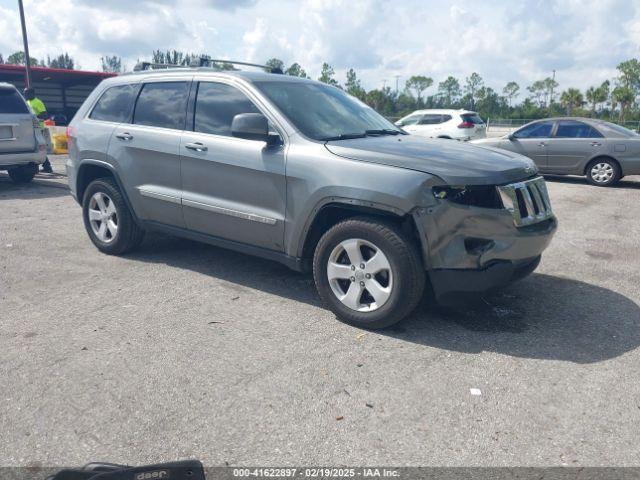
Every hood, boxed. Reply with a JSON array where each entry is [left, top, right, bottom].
[[325, 135, 536, 186]]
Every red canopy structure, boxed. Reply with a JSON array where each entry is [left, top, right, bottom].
[[0, 64, 117, 124]]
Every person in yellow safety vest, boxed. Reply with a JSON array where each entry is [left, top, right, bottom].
[[24, 87, 53, 173]]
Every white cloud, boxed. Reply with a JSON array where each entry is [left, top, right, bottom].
[[0, 0, 638, 96], [242, 17, 294, 63]]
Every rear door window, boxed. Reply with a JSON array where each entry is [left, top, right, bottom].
[[133, 82, 189, 130], [418, 114, 444, 125], [514, 121, 554, 138], [193, 82, 260, 137], [90, 84, 137, 123], [554, 120, 603, 138], [0, 88, 29, 114]]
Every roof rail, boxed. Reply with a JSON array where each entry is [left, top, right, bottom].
[[133, 62, 186, 72], [190, 57, 283, 74], [132, 58, 283, 74]]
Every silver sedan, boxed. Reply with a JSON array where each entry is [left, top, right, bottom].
[[472, 117, 640, 186]]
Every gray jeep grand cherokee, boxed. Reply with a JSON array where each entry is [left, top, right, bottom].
[[67, 65, 556, 329]]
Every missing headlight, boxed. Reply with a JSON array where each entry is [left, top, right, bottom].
[[432, 185, 503, 209]]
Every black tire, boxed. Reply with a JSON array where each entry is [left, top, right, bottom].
[[8, 163, 38, 184], [313, 216, 425, 329], [586, 157, 621, 187], [82, 177, 144, 255]]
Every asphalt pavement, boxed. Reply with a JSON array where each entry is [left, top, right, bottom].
[[1, 155, 640, 467]]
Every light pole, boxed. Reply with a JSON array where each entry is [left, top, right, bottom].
[[18, 0, 32, 88], [394, 74, 401, 94]]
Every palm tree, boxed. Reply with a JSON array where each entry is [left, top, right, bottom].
[[585, 86, 598, 114], [595, 80, 610, 113], [560, 88, 584, 115], [612, 85, 635, 121]]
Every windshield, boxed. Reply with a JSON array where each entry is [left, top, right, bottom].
[[255, 80, 402, 141]]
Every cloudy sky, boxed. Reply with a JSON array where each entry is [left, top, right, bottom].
[[1, 0, 639, 95]]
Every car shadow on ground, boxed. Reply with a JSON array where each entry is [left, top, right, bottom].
[[128, 233, 640, 365], [0, 173, 69, 200], [543, 174, 640, 189]]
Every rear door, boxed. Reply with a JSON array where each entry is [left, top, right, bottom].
[[109, 79, 190, 228], [500, 120, 555, 169], [0, 86, 36, 153], [180, 79, 286, 251], [75, 83, 139, 165], [546, 120, 605, 174]]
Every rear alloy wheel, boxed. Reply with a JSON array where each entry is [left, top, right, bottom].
[[313, 216, 425, 329], [8, 163, 38, 184], [82, 178, 144, 255], [586, 159, 620, 186], [88, 192, 119, 243]]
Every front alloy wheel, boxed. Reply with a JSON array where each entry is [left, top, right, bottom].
[[327, 238, 393, 312], [313, 216, 425, 329]]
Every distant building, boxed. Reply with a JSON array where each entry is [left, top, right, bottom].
[[0, 64, 116, 125]]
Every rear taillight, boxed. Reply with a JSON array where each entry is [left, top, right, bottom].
[[458, 121, 474, 129], [66, 126, 75, 143]]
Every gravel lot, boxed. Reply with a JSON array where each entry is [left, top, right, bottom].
[[1, 155, 640, 467]]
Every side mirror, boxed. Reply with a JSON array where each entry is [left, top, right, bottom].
[[231, 113, 279, 144], [395, 121, 404, 127], [507, 133, 516, 140]]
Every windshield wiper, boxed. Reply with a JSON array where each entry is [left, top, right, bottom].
[[364, 129, 404, 136], [320, 132, 367, 141]]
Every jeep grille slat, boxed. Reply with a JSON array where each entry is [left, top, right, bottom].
[[497, 177, 554, 227]]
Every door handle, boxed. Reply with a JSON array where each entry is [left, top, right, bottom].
[[537, 142, 547, 147], [116, 132, 133, 141], [184, 142, 207, 152], [591, 142, 602, 147]]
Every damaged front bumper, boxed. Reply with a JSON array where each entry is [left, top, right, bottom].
[[413, 177, 557, 298]]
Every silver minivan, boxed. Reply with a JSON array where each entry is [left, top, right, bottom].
[[0, 83, 47, 183]]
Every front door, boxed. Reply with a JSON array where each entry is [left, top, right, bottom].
[[500, 120, 555, 169], [180, 80, 286, 252]]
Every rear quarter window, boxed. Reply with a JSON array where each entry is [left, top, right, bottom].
[[461, 113, 484, 124], [90, 84, 137, 123], [0, 88, 30, 114]]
